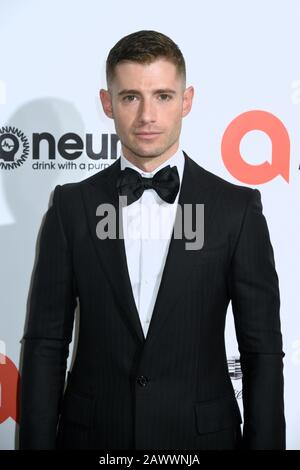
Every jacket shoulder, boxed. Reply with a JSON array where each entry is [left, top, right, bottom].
[[188, 156, 257, 206], [52, 160, 117, 204]]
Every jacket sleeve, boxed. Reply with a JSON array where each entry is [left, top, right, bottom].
[[229, 188, 285, 449], [19, 184, 77, 449]]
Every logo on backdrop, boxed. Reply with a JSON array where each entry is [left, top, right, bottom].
[[227, 356, 243, 400], [0, 127, 119, 171], [0, 126, 29, 170], [0, 354, 20, 424], [221, 110, 290, 184]]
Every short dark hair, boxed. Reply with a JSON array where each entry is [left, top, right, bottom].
[[106, 30, 186, 88]]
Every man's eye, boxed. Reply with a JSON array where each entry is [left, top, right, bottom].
[[158, 94, 172, 101], [123, 95, 137, 102]]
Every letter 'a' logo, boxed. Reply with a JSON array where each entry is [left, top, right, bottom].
[[221, 110, 290, 184], [0, 354, 20, 424]]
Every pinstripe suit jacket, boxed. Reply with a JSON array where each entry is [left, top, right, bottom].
[[19, 151, 285, 449]]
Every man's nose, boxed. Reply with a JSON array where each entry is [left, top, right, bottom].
[[138, 98, 156, 124]]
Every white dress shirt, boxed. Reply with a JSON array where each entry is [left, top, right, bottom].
[[120, 147, 185, 338]]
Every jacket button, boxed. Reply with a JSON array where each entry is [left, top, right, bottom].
[[136, 375, 149, 387]]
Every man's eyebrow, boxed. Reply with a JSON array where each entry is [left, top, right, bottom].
[[117, 88, 177, 96]]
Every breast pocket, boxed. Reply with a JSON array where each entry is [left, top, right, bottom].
[[192, 242, 229, 266]]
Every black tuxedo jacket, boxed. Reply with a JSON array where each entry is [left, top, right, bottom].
[[19, 151, 285, 450]]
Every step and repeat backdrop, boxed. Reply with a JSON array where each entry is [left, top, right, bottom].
[[0, 0, 299, 449]]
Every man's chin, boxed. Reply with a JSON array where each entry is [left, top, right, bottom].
[[126, 145, 166, 159]]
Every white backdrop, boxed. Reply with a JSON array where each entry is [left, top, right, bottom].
[[0, 0, 299, 450]]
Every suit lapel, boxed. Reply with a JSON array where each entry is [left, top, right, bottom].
[[142, 151, 218, 351], [81, 151, 219, 349], [81, 158, 145, 344]]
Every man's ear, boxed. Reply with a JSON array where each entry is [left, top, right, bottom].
[[182, 86, 194, 118], [99, 89, 114, 119]]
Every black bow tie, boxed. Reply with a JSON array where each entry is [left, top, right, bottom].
[[116, 165, 180, 206]]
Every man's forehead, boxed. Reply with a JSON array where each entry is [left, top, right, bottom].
[[113, 60, 180, 89]]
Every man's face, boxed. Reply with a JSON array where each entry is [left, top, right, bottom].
[[100, 58, 194, 162]]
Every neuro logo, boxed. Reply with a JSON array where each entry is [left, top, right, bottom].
[[0, 354, 20, 424], [0, 126, 29, 170]]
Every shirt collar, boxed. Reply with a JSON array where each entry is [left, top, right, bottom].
[[120, 146, 185, 187]]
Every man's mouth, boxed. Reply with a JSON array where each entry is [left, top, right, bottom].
[[135, 132, 162, 140]]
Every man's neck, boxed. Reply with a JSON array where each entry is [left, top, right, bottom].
[[121, 143, 180, 173]]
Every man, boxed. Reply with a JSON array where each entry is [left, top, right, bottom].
[[19, 30, 285, 450]]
